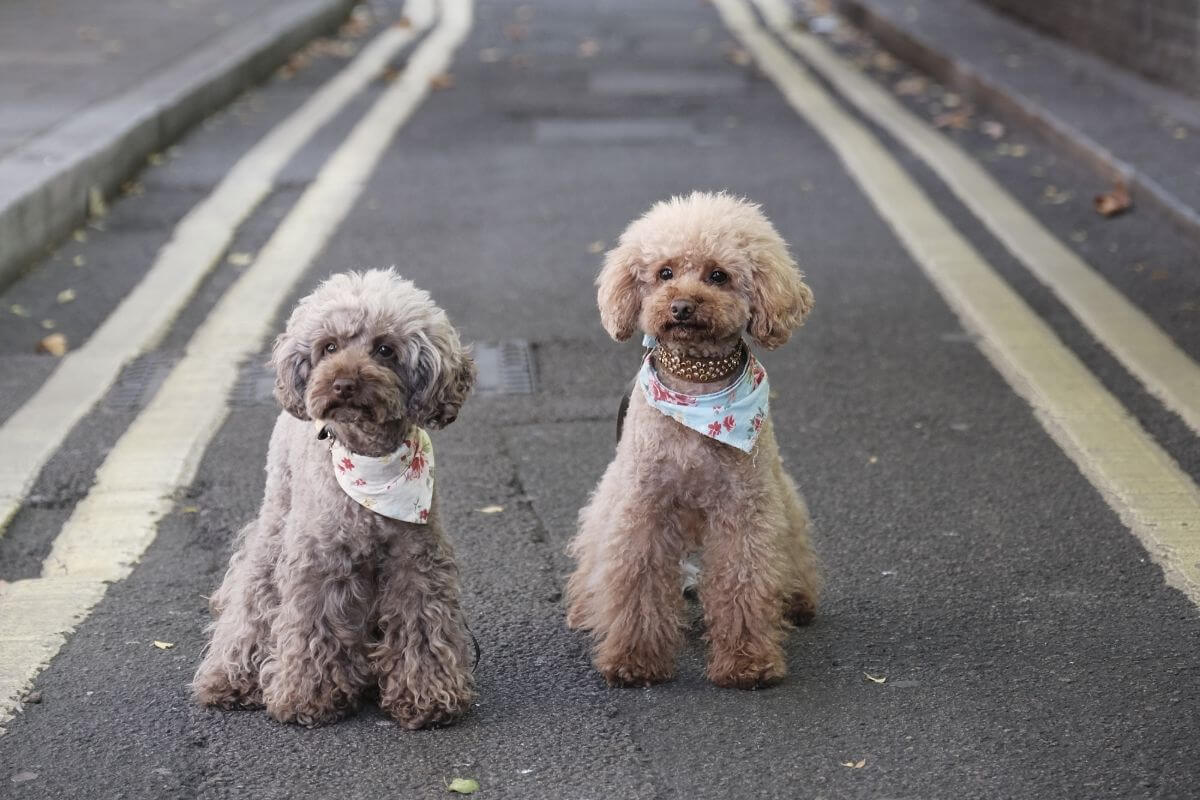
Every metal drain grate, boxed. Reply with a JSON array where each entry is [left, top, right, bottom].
[[474, 340, 535, 394]]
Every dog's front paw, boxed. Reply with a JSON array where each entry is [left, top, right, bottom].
[[382, 688, 473, 730], [595, 655, 675, 688], [707, 653, 787, 690], [264, 687, 357, 727]]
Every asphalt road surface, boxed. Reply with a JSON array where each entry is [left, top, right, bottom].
[[2, 0, 1199, 798]]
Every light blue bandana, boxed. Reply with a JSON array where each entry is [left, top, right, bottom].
[[637, 336, 769, 453]]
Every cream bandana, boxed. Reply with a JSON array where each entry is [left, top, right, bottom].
[[328, 427, 434, 523], [637, 336, 769, 454]]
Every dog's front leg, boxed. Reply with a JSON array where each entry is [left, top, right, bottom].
[[700, 492, 789, 689], [584, 495, 689, 688], [371, 524, 474, 730], [260, 551, 374, 726]]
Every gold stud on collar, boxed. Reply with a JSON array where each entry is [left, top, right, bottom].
[[653, 341, 746, 383]]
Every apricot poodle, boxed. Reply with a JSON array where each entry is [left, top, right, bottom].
[[566, 191, 821, 689]]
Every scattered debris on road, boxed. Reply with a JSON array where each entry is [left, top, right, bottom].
[[37, 333, 68, 357], [1094, 183, 1132, 217]]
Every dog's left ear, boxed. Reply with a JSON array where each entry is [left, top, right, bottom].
[[745, 235, 814, 350], [403, 327, 476, 429], [270, 330, 312, 420]]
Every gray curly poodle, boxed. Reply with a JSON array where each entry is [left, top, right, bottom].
[[192, 268, 477, 729]]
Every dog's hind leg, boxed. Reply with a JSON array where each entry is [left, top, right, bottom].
[[779, 473, 821, 626], [192, 521, 278, 708], [371, 519, 474, 730]]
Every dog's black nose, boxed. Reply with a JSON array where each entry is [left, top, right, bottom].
[[670, 299, 695, 321], [332, 377, 357, 399]]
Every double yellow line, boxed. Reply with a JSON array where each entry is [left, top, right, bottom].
[[0, 0, 474, 730], [714, 0, 1200, 602]]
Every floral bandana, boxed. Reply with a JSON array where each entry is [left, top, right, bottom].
[[328, 426, 434, 523], [637, 335, 769, 453]]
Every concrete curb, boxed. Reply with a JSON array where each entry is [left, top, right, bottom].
[[0, 0, 355, 291], [832, 0, 1200, 247]]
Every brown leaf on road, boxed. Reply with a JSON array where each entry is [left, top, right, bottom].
[[723, 44, 752, 66], [380, 65, 401, 83], [394, 15, 412, 28], [933, 109, 972, 130], [37, 333, 68, 357], [981, 120, 1005, 139], [1094, 183, 1132, 218], [893, 75, 927, 96], [840, 759, 867, 769], [864, 672, 887, 683], [152, 640, 176, 650], [430, 73, 456, 90]]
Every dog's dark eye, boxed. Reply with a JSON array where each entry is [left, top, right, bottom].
[[658, 267, 673, 281], [374, 344, 394, 358], [324, 342, 338, 353], [708, 269, 729, 285]]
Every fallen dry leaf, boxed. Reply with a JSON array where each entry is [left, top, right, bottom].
[[180, 505, 200, 514], [1094, 183, 1131, 218], [10, 304, 30, 317], [586, 240, 605, 254], [430, 73, 456, 90], [477, 505, 504, 514], [394, 15, 412, 28], [933, 109, 972, 130], [73, 254, 86, 267], [724, 44, 752, 66], [840, 759, 867, 769], [88, 187, 107, 218], [577, 38, 600, 58], [446, 777, 480, 794], [867, 455, 878, 464], [152, 641, 175, 650], [41, 319, 55, 330], [380, 65, 401, 83], [1043, 185, 1073, 205], [871, 51, 898, 72], [864, 673, 887, 684], [893, 75, 926, 96], [980, 120, 1005, 139], [226, 252, 254, 267], [73, 229, 88, 243], [56, 288, 76, 304], [37, 333, 68, 357]]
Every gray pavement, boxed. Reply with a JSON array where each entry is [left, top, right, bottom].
[[833, 0, 1200, 241], [0, 0, 352, 287], [1, 0, 1199, 798]]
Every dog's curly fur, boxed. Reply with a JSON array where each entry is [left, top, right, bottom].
[[566, 192, 821, 689], [192, 269, 477, 728]]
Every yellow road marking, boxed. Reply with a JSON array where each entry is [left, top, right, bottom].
[[754, 0, 1200, 437], [715, 0, 1200, 602], [0, 0, 435, 533], [0, 0, 473, 730]]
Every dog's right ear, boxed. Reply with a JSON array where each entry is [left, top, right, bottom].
[[270, 331, 311, 420], [596, 240, 642, 341]]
